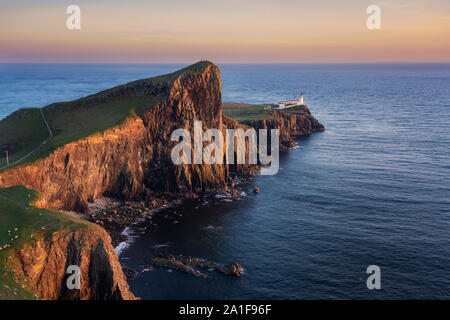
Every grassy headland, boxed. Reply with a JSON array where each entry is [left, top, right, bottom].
[[222, 103, 274, 122], [0, 109, 49, 168], [0, 61, 213, 171], [0, 61, 217, 299]]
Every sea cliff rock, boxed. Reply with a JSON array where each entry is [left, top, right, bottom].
[[0, 63, 322, 213], [0, 62, 254, 213], [12, 225, 136, 300], [0, 117, 148, 212], [241, 106, 324, 150], [0, 62, 323, 300]]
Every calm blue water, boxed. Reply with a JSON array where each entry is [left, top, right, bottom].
[[1, 63, 450, 299]]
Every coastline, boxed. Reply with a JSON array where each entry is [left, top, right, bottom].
[[0, 62, 324, 299], [103, 135, 308, 281], [98, 174, 256, 280], [1, 61, 449, 300], [110, 141, 303, 259], [88, 172, 256, 252]]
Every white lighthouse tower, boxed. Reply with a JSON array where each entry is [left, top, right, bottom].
[[299, 92, 304, 105]]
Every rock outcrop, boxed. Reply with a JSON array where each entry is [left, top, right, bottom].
[[12, 225, 136, 300], [151, 254, 244, 278], [0, 61, 323, 300], [0, 62, 255, 213], [241, 106, 324, 150], [0, 62, 323, 213]]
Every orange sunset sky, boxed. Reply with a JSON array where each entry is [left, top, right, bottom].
[[0, 0, 449, 63]]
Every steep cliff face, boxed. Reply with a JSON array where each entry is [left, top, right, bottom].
[[0, 62, 324, 300], [140, 63, 232, 194], [0, 62, 322, 213], [12, 225, 136, 300], [241, 106, 325, 150], [0, 62, 250, 212], [0, 117, 149, 212]]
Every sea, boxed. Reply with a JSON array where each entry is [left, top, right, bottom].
[[0, 63, 449, 299]]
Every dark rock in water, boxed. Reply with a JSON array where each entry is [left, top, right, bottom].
[[222, 263, 244, 277], [287, 140, 297, 148], [151, 254, 244, 278], [151, 255, 212, 279], [122, 266, 137, 279], [86, 193, 180, 247], [254, 187, 260, 194], [230, 188, 240, 196]]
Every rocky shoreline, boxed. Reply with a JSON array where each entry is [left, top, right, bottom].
[[86, 173, 255, 248], [83, 173, 256, 282], [0, 61, 324, 299], [83, 134, 310, 281]]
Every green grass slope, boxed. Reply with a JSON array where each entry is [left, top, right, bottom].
[[0, 186, 91, 299], [222, 103, 274, 122], [40, 95, 155, 162], [0, 109, 49, 168]]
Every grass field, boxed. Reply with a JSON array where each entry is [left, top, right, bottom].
[[282, 105, 310, 116], [222, 103, 274, 122], [0, 186, 91, 299], [0, 92, 157, 172], [0, 109, 50, 168], [39, 95, 156, 160], [0, 61, 213, 171]]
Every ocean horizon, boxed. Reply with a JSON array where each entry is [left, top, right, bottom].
[[1, 62, 449, 117]]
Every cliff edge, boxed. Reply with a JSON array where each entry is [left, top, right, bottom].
[[0, 61, 324, 300], [0, 186, 135, 300], [0, 61, 250, 213]]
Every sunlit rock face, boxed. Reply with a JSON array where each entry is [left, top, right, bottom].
[[0, 62, 323, 213]]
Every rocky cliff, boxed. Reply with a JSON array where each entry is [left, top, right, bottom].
[[9, 224, 135, 300], [0, 62, 323, 300], [241, 106, 325, 150], [0, 62, 255, 213]]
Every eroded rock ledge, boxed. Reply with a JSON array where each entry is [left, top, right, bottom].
[[241, 106, 325, 150], [12, 225, 136, 300], [0, 62, 257, 213], [151, 254, 244, 279]]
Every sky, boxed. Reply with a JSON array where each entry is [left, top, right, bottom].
[[0, 0, 449, 63]]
